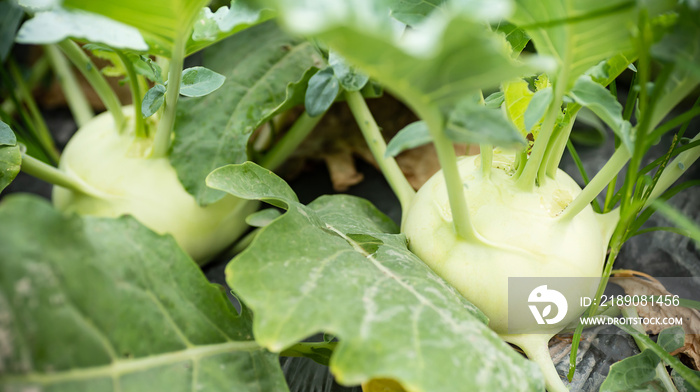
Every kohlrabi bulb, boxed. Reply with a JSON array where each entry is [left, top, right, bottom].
[[52, 107, 258, 263], [403, 151, 614, 333], [403, 151, 618, 391]]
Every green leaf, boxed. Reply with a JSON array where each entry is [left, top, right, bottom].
[[568, 75, 633, 152], [385, 121, 431, 157], [0, 121, 20, 193], [270, 0, 538, 116], [207, 163, 545, 392], [178, 66, 226, 97], [205, 162, 299, 209], [600, 350, 662, 392], [0, 121, 17, 146], [141, 84, 166, 119], [446, 99, 526, 148], [62, 0, 209, 57], [0, 145, 20, 194], [496, 23, 530, 56], [0, 195, 288, 391], [188, 1, 275, 55], [587, 53, 637, 87], [509, 0, 639, 89], [387, 0, 445, 25], [171, 22, 322, 206], [658, 326, 685, 353], [524, 86, 552, 132], [483, 91, 505, 108], [136, 55, 164, 84], [305, 67, 340, 117], [329, 51, 369, 92], [0, 0, 23, 62], [16, 7, 148, 50], [503, 75, 550, 140]]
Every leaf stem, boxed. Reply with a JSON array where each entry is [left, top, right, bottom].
[[8, 60, 60, 164], [259, 111, 323, 171], [516, 80, 564, 190], [20, 153, 96, 196], [560, 147, 630, 220], [1, 56, 49, 117], [152, 34, 187, 158], [644, 133, 700, 209], [57, 40, 124, 130], [345, 90, 416, 219], [44, 44, 94, 127], [116, 51, 147, 138], [419, 106, 477, 240], [545, 106, 580, 178]]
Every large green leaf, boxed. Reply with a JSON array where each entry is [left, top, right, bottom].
[[0, 121, 20, 194], [0, 195, 288, 391], [508, 0, 640, 89], [206, 162, 545, 392], [171, 22, 322, 206], [63, 0, 208, 56], [61, 0, 272, 57], [15, 7, 148, 50], [269, 0, 538, 116], [568, 75, 633, 152]]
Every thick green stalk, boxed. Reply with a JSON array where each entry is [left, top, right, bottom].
[[116, 51, 146, 138], [58, 40, 124, 130], [545, 107, 580, 178], [418, 106, 477, 240], [44, 44, 94, 127], [7, 60, 60, 164], [21, 153, 96, 196], [152, 34, 187, 158], [560, 148, 630, 220], [517, 76, 566, 190], [345, 90, 416, 217], [259, 111, 323, 171], [480, 144, 492, 179]]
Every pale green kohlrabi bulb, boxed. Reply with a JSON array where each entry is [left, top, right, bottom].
[[52, 107, 258, 263], [402, 151, 618, 391]]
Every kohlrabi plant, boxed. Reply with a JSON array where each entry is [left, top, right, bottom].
[[1, 0, 700, 391], [0, 0, 326, 262]]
